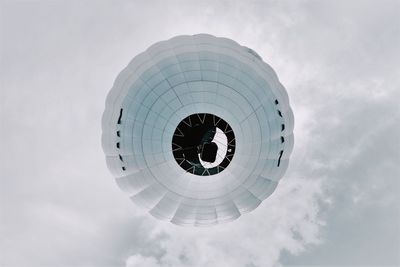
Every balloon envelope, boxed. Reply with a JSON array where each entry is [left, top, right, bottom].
[[102, 34, 294, 226]]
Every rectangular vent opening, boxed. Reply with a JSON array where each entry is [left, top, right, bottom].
[[277, 150, 283, 167], [117, 109, 123, 124]]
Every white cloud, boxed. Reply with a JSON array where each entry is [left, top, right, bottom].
[[124, 175, 326, 267], [1, 0, 399, 266], [126, 255, 160, 267]]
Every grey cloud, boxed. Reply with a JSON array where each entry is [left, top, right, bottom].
[[1, 0, 399, 266]]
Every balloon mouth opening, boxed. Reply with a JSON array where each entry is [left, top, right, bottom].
[[172, 113, 235, 176]]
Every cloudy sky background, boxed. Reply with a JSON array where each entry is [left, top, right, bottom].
[[1, 0, 399, 266]]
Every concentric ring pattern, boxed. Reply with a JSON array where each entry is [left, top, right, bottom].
[[102, 34, 294, 226]]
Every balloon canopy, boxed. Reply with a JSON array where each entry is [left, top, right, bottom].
[[102, 34, 294, 226]]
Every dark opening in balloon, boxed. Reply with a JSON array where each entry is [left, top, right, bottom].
[[172, 113, 235, 176]]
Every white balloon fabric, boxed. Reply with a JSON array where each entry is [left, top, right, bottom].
[[102, 34, 294, 226]]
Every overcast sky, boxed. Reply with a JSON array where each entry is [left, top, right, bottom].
[[1, 0, 399, 266]]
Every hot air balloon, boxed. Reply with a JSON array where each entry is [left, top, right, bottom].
[[102, 34, 294, 226]]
